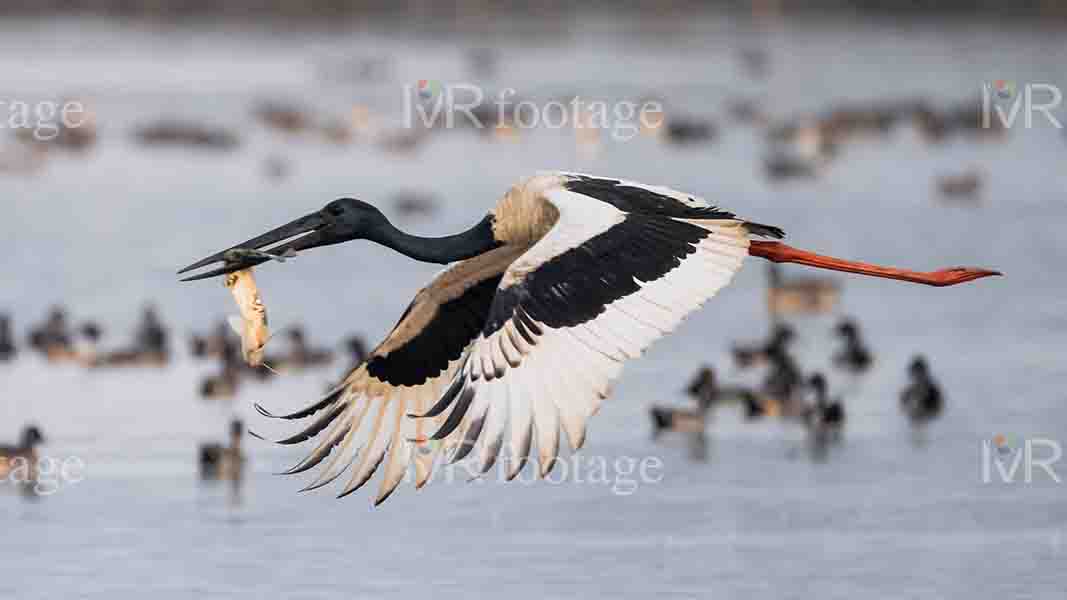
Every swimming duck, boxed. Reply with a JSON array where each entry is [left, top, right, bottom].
[[760, 345, 805, 417], [833, 319, 873, 374], [732, 323, 795, 369], [803, 373, 845, 442], [649, 366, 718, 439], [900, 356, 943, 425], [936, 170, 982, 203], [28, 307, 75, 361], [199, 419, 245, 482], [0, 425, 44, 480], [268, 327, 334, 371], [766, 264, 840, 316], [0, 314, 15, 361]]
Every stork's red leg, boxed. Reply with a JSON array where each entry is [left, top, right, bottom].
[[748, 241, 1001, 287]]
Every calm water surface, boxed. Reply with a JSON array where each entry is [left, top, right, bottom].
[[0, 15, 1064, 600]]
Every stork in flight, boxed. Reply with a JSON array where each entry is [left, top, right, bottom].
[[179, 172, 999, 505]]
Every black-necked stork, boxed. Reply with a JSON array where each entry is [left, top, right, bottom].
[[178, 172, 999, 504]]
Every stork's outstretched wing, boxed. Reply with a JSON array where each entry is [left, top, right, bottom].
[[423, 175, 779, 478], [255, 243, 524, 504]]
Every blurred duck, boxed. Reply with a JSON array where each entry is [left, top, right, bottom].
[[268, 327, 334, 372], [727, 97, 768, 127], [190, 321, 234, 360], [28, 307, 75, 361], [199, 364, 241, 400], [74, 321, 103, 366], [91, 306, 170, 368], [134, 120, 239, 151], [345, 334, 368, 366], [937, 170, 982, 203], [376, 128, 426, 154], [767, 264, 840, 317], [0, 314, 15, 361], [763, 149, 818, 181], [803, 373, 845, 442], [199, 419, 245, 482], [759, 344, 804, 417], [732, 323, 795, 369], [134, 305, 170, 364], [199, 338, 243, 400], [663, 116, 717, 146], [833, 319, 873, 374], [912, 102, 951, 144], [0, 426, 44, 479], [649, 366, 717, 439], [900, 356, 943, 425], [254, 102, 312, 135], [391, 190, 440, 217]]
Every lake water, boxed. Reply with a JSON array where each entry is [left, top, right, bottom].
[[0, 13, 1064, 600]]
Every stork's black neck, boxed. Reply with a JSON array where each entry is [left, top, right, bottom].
[[372, 214, 501, 264]]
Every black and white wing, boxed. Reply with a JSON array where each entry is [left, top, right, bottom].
[[254, 244, 525, 505], [422, 174, 782, 477]]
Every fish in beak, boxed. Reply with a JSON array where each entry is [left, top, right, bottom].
[[225, 269, 271, 368]]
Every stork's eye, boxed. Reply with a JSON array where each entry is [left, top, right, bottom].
[[328, 204, 345, 217]]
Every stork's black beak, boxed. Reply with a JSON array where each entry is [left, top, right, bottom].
[[178, 211, 328, 282]]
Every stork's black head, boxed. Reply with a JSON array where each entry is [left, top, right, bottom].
[[178, 198, 388, 281]]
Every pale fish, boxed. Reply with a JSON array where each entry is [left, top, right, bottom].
[[224, 268, 271, 367]]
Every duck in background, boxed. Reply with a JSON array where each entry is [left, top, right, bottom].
[[766, 264, 840, 317], [650, 366, 719, 439], [0, 314, 15, 361], [28, 306, 75, 361], [0, 425, 45, 480], [190, 321, 233, 360], [936, 170, 983, 205], [269, 326, 334, 372], [75, 321, 103, 366], [759, 344, 805, 417], [199, 340, 243, 400], [900, 356, 943, 426], [833, 319, 873, 374], [732, 323, 795, 369], [199, 419, 245, 482], [134, 305, 170, 365], [803, 373, 845, 454]]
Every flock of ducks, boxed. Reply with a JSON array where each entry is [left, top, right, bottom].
[[0, 307, 368, 494], [0, 41, 1004, 211], [764, 98, 1002, 202], [649, 312, 945, 460]]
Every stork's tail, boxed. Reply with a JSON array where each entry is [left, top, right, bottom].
[[748, 241, 1001, 287]]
